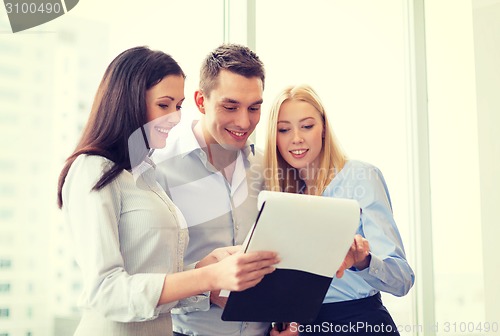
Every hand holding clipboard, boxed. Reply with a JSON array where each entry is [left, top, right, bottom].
[[222, 191, 360, 323]]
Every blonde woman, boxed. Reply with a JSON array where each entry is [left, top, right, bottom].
[[264, 84, 414, 335]]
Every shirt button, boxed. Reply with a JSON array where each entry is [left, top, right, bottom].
[[235, 225, 239, 230]]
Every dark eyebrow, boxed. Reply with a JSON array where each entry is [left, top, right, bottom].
[[221, 98, 264, 105], [221, 98, 239, 104], [157, 96, 175, 101]]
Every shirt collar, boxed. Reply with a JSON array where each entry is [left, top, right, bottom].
[[243, 143, 255, 157], [176, 119, 203, 158], [131, 150, 156, 183]]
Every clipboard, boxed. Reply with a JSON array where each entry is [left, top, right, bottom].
[[221, 191, 360, 323]]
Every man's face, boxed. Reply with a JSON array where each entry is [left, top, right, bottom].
[[196, 70, 263, 150]]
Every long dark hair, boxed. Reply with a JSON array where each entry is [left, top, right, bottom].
[[57, 46, 185, 208]]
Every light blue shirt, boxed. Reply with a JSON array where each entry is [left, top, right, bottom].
[[153, 120, 269, 336], [322, 160, 415, 302], [62, 155, 189, 334]]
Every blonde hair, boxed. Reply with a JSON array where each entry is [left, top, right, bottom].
[[264, 84, 346, 195]]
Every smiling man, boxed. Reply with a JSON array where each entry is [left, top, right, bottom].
[[153, 44, 272, 336], [193, 62, 263, 184]]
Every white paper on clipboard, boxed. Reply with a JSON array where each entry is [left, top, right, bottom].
[[243, 190, 360, 278]]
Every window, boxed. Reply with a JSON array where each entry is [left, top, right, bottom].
[[256, 0, 415, 329], [0, 185, 15, 197], [0, 160, 15, 172], [0, 209, 14, 221], [0, 283, 10, 293], [0, 308, 10, 318], [0, 259, 12, 269], [1, 3, 225, 335]]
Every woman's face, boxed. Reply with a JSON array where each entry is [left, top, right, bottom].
[[276, 99, 324, 170], [145, 75, 185, 149]]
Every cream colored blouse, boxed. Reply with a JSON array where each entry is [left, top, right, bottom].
[[62, 154, 188, 331]]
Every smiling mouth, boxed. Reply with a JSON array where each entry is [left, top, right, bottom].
[[290, 149, 308, 155], [227, 130, 247, 137], [154, 126, 171, 135]]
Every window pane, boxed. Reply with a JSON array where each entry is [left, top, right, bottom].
[[425, 0, 486, 331], [0, 1, 224, 335], [0, 284, 11, 293], [256, 0, 415, 331]]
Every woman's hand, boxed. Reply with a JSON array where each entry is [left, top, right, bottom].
[[158, 250, 278, 307], [207, 250, 279, 292], [196, 245, 242, 268], [336, 234, 371, 278]]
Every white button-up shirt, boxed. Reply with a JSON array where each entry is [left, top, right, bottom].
[[153, 119, 268, 336]]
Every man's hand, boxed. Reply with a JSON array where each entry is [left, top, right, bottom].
[[269, 322, 299, 336], [209, 289, 228, 308]]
